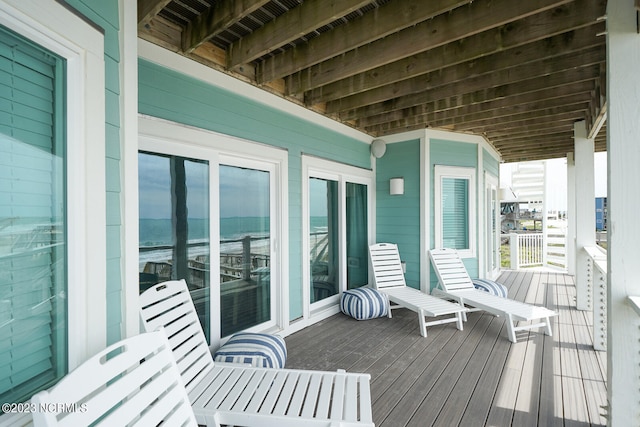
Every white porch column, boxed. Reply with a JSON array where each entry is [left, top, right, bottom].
[[607, 0, 640, 424], [566, 152, 576, 275], [574, 120, 595, 311]]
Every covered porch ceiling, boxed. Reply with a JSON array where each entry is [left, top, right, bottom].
[[138, 0, 608, 163]]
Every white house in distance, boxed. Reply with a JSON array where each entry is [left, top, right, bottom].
[[0, 0, 639, 425]]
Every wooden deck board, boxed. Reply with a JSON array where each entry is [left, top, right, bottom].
[[284, 270, 607, 427]]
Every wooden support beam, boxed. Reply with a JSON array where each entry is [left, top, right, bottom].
[[366, 93, 591, 133], [182, 0, 269, 53], [358, 81, 594, 127], [340, 60, 601, 122], [227, 0, 373, 69], [138, 0, 173, 28], [257, 0, 474, 83], [296, 1, 605, 97], [326, 46, 604, 113]]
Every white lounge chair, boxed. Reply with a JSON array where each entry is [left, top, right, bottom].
[[369, 243, 466, 337], [429, 248, 558, 343], [140, 279, 373, 427], [31, 330, 197, 426]]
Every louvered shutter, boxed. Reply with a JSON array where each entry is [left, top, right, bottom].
[[0, 26, 67, 404], [441, 177, 469, 250]]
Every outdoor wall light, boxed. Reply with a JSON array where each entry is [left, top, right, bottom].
[[390, 177, 404, 195]]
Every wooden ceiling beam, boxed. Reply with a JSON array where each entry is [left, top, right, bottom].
[[257, 0, 473, 83], [486, 122, 579, 140], [358, 81, 594, 127], [182, 0, 269, 53], [227, 0, 373, 69], [297, 1, 605, 97], [470, 112, 584, 134], [138, 0, 173, 28], [491, 131, 576, 146], [364, 92, 591, 133], [341, 62, 600, 121], [326, 46, 604, 113], [447, 103, 590, 132], [500, 143, 576, 161], [367, 102, 589, 136]]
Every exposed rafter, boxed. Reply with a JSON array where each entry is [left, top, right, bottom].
[[138, 0, 609, 163]]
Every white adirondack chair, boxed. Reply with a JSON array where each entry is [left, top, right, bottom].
[[368, 243, 466, 337], [30, 330, 197, 426], [429, 248, 558, 343], [139, 279, 373, 427]]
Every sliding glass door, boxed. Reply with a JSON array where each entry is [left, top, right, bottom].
[[309, 178, 339, 303], [138, 152, 211, 339], [304, 156, 372, 315], [139, 124, 285, 346], [219, 164, 273, 337]]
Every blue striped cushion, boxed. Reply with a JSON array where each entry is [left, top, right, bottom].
[[340, 287, 389, 320], [472, 279, 508, 298], [213, 333, 287, 368]]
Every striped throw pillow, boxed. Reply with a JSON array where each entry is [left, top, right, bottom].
[[472, 279, 508, 298], [214, 333, 287, 368], [340, 287, 389, 320]]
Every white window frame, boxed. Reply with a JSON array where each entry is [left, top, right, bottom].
[[0, 1, 106, 368], [434, 165, 476, 258], [139, 116, 289, 346], [301, 155, 373, 319]]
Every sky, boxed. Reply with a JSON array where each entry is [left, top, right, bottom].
[[138, 153, 270, 219], [500, 152, 607, 212]]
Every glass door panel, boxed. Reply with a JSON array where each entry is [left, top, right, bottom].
[[486, 174, 500, 277], [309, 178, 339, 303], [346, 182, 368, 289], [138, 152, 211, 340], [219, 165, 271, 337]]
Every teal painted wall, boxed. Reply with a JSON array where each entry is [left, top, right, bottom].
[[375, 140, 421, 289], [484, 148, 500, 178], [430, 138, 479, 287], [138, 60, 371, 320], [66, 0, 122, 345]]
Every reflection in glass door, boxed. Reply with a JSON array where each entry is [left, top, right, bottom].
[[309, 178, 339, 303], [219, 165, 272, 337], [138, 152, 211, 339]]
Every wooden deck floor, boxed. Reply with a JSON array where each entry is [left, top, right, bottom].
[[284, 270, 607, 427]]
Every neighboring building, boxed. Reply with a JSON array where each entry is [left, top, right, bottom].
[[596, 197, 607, 231]]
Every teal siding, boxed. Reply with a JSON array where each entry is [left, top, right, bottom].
[[430, 138, 479, 288], [138, 60, 371, 320], [483, 148, 500, 177], [66, 0, 122, 344], [375, 140, 421, 289]]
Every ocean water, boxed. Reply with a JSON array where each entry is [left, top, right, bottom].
[[139, 216, 328, 269], [139, 216, 328, 246]]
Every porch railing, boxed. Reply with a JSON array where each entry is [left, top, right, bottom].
[[505, 229, 567, 270], [508, 233, 543, 268], [583, 245, 607, 351]]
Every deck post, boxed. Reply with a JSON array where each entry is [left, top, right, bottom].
[[573, 120, 595, 311], [509, 232, 518, 269], [566, 152, 576, 275], [607, 0, 640, 424]]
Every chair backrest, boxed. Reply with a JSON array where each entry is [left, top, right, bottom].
[[139, 279, 214, 393], [428, 248, 475, 292], [31, 330, 197, 427], [369, 243, 407, 290]]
